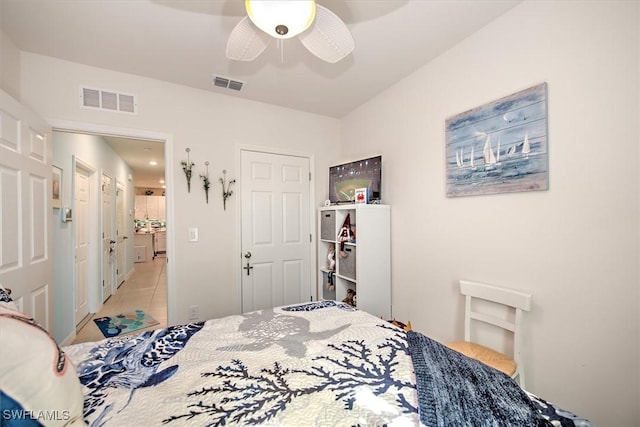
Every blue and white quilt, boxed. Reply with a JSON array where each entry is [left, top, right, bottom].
[[64, 301, 595, 426], [65, 301, 420, 426]]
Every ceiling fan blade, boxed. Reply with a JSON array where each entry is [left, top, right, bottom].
[[298, 4, 354, 63], [226, 16, 271, 61]]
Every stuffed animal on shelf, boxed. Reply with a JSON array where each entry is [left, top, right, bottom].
[[342, 289, 356, 307], [326, 273, 335, 291], [327, 244, 336, 271], [326, 275, 335, 291], [326, 244, 336, 291]]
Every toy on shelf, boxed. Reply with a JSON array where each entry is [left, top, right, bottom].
[[326, 244, 336, 291], [342, 289, 357, 307], [337, 214, 356, 258], [327, 244, 336, 271]]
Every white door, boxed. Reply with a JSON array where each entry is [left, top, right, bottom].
[[0, 90, 53, 330], [240, 150, 312, 312], [75, 168, 91, 324], [101, 174, 113, 302], [116, 182, 125, 287]]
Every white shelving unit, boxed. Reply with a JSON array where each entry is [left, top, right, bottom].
[[317, 204, 391, 319]]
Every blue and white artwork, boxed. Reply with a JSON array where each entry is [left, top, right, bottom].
[[445, 83, 548, 197]]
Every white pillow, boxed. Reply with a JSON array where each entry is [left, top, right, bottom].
[[0, 306, 86, 426]]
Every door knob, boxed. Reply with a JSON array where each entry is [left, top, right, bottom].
[[244, 251, 252, 259]]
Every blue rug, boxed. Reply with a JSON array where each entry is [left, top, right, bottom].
[[93, 309, 159, 338]]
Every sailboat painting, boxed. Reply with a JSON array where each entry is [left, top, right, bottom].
[[445, 83, 548, 197]]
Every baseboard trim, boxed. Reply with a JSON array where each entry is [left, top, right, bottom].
[[60, 329, 77, 347], [125, 267, 135, 281]]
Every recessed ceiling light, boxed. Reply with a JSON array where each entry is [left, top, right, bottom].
[[149, 160, 158, 166]]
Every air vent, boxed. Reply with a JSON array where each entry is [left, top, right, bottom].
[[212, 75, 245, 92], [80, 86, 138, 114], [119, 94, 136, 113]]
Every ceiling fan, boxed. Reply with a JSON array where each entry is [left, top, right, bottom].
[[226, 0, 355, 64]]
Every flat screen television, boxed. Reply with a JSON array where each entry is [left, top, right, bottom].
[[329, 155, 382, 204]]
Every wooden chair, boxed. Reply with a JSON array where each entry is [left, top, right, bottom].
[[446, 280, 532, 388]]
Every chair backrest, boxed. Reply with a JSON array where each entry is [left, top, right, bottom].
[[460, 280, 532, 380]]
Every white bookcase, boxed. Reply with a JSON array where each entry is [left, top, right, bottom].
[[317, 204, 391, 319]]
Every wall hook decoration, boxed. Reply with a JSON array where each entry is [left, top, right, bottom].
[[181, 148, 195, 193], [220, 169, 236, 210], [200, 161, 211, 204]]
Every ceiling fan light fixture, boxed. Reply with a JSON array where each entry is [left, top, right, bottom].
[[245, 0, 316, 39]]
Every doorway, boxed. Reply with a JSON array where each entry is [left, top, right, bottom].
[[51, 122, 173, 336], [239, 149, 314, 313]]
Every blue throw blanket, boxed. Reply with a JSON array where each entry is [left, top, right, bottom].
[[407, 331, 551, 427]]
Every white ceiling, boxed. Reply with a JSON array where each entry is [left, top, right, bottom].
[[102, 136, 166, 190], [1, 0, 520, 187]]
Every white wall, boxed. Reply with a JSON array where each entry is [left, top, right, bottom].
[[342, 1, 639, 425], [0, 29, 21, 100], [18, 52, 341, 337], [52, 132, 135, 343]]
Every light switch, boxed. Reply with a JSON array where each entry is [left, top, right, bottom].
[[189, 227, 198, 242]]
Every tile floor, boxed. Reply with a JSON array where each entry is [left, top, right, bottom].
[[72, 257, 167, 344]]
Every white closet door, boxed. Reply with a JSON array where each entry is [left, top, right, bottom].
[[240, 150, 312, 312], [0, 90, 53, 330]]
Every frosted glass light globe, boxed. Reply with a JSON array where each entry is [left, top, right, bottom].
[[245, 0, 316, 39]]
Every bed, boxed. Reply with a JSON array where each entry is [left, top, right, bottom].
[[1, 298, 595, 426]]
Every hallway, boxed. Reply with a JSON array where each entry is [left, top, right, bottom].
[[72, 257, 167, 344]]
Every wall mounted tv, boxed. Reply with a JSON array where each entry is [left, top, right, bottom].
[[329, 155, 382, 204]]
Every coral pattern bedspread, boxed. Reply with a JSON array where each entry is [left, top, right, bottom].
[[64, 301, 594, 426], [66, 301, 419, 426]]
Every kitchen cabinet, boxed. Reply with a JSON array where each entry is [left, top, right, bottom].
[[157, 198, 166, 221], [134, 195, 166, 220], [134, 195, 147, 219], [146, 196, 159, 220], [154, 231, 166, 255], [133, 232, 155, 262]]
